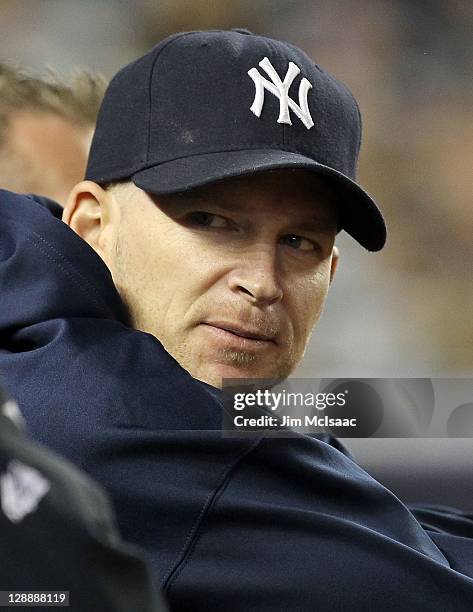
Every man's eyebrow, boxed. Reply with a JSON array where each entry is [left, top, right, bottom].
[[172, 190, 208, 202], [289, 216, 339, 233], [167, 192, 339, 229]]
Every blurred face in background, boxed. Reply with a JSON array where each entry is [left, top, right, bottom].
[[0, 111, 93, 206]]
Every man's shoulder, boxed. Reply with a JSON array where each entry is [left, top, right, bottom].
[[0, 189, 58, 215]]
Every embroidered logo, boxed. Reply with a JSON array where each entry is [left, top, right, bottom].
[[248, 57, 314, 129], [1, 460, 50, 523]]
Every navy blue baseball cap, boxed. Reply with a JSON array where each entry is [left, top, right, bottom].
[[86, 29, 386, 251]]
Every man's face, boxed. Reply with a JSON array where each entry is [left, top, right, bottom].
[[0, 111, 93, 206], [101, 170, 339, 388]]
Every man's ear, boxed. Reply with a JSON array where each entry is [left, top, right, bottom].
[[62, 181, 109, 253], [329, 245, 339, 284]]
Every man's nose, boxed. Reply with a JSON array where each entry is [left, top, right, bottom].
[[227, 247, 283, 306]]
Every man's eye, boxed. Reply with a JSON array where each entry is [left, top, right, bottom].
[[280, 234, 315, 251], [188, 212, 228, 228]]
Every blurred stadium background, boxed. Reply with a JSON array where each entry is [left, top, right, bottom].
[[1, 0, 472, 507]]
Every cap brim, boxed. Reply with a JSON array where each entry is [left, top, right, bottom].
[[132, 149, 386, 251]]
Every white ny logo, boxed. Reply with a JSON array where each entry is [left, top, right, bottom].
[[248, 57, 314, 130]]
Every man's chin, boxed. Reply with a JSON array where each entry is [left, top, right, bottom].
[[190, 361, 291, 390]]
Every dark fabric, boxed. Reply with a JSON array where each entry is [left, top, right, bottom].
[[1, 189, 473, 611], [411, 505, 473, 539], [0, 410, 167, 611], [25, 194, 63, 219]]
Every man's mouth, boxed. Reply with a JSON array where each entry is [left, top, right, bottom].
[[201, 321, 277, 346]]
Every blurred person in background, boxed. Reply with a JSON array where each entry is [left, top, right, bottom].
[[0, 63, 106, 206]]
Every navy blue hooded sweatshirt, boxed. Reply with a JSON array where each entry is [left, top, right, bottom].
[[2, 189, 473, 611]]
